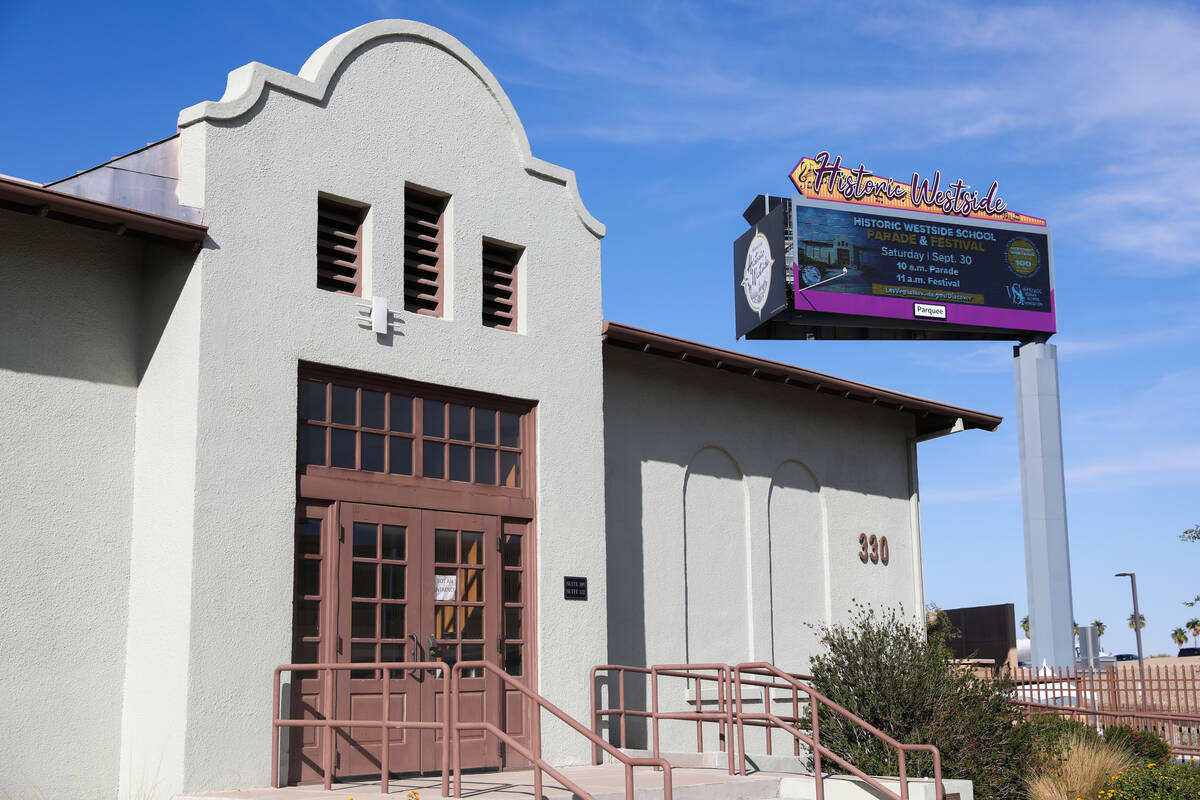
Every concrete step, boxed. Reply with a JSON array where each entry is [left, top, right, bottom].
[[777, 774, 973, 800], [179, 764, 971, 800], [179, 765, 782, 800]]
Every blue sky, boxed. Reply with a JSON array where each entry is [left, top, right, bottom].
[[2, 1, 1197, 656]]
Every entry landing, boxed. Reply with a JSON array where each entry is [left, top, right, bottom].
[[180, 765, 798, 800]]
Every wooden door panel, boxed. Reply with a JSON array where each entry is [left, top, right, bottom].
[[423, 510, 501, 772], [287, 685, 328, 784], [334, 503, 424, 777], [502, 691, 532, 769]]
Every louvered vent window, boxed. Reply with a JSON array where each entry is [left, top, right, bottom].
[[404, 187, 447, 315], [482, 240, 520, 331], [316, 197, 366, 295]]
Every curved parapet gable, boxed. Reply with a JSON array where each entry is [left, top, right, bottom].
[[177, 19, 604, 238]]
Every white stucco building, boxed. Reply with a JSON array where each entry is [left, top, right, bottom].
[[0, 20, 998, 800]]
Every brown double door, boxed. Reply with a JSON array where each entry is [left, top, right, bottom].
[[290, 500, 514, 782]]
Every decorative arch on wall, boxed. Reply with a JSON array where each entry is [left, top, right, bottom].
[[177, 19, 604, 239], [682, 445, 750, 664], [767, 459, 830, 672]]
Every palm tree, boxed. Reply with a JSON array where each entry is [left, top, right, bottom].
[[1020, 615, 1030, 637], [1172, 627, 1188, 648], [1129, 612, 1147, 631], [1093, 619, 1107, 649], [1187, 618, 1200, 646]]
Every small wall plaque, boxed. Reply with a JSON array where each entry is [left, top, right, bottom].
[[564, 576, 588, 600]]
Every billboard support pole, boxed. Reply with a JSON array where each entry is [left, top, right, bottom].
[[1014, 341, 1076, 668]]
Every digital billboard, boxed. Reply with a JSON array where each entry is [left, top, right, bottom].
[[790, 197, 1054, 336], [734, 153, 1055, 342]]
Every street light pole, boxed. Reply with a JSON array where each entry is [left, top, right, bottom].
[[1115, 572, 1148, 710]]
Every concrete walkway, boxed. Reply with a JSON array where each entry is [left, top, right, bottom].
[[179, 765, 785, 800]]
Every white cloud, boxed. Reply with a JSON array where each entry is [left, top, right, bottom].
[[1056, 318, 1200, 357], [457, 2, 1200, 144], [905, 343, 1013, 373], [1065, 443, 1200, 485], [449, 1, 1200, 271], [921, 441, 1200, 504], [922, 478, 1020, 505], [1067, 366, 1200, 433]]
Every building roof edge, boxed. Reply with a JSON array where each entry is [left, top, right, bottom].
[[0, 174, 207, 249], [601, 320, 1002, 435]]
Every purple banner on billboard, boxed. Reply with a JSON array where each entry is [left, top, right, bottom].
[[791, 202, 1055, 335]]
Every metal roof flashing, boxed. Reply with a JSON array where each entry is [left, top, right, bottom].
[[600, 321, 1001, 437], [0, 174, 207, 249]]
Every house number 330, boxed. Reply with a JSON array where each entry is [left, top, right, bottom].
[[858, 533, 889, 565]]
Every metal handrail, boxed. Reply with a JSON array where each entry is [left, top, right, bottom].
[[591, 664, 652, 757], [452, 661, 673, 800], [272, 659, 945, 800], [651, 664, 736, 774], [730, 666, 813, 759], [592, 664, 814, 763], [591, 664, 737, 770], [734, 663, 944, 800], [270, 661, 450, 794]]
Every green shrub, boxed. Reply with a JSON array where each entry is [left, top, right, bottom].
[[1101, 725, 1172, 761], [1025, 714, 1102, 771], [1102, 761, 1200, 800], [807, 605, 1035, 800]]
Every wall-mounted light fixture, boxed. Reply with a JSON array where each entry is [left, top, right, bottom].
[[355, 296, 399, 334]]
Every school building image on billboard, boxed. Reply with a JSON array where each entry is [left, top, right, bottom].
[[0, 20, 999, 800]]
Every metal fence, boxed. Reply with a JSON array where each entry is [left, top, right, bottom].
[[1007, 664, 1200, 757]]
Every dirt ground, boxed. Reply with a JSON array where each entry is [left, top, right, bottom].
[[1116, 654, 1200, 670]]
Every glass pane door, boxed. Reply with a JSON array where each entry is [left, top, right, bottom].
[[422, 510, 501, 772], [334, 503, 424, 777]]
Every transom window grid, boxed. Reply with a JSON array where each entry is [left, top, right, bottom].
[[317, 197, 366, 296], [299, 375, 526, 492], [501, 532, 524, 676], [349, 521, 409, 679], [481, 240, 520, 331], [433, 527, 486, 678], [404, 187, 446, 316]]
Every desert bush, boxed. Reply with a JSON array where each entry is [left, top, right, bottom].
[[1024, 714, 1102, 773], [1025, 730, 1135, 800], [1103, 761, 1200, 800], [807, 605, 1035, 800], [1101, 724, 1172, 761]]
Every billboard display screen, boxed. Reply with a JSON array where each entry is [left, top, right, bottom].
[[791, 197, 1055, 336]]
